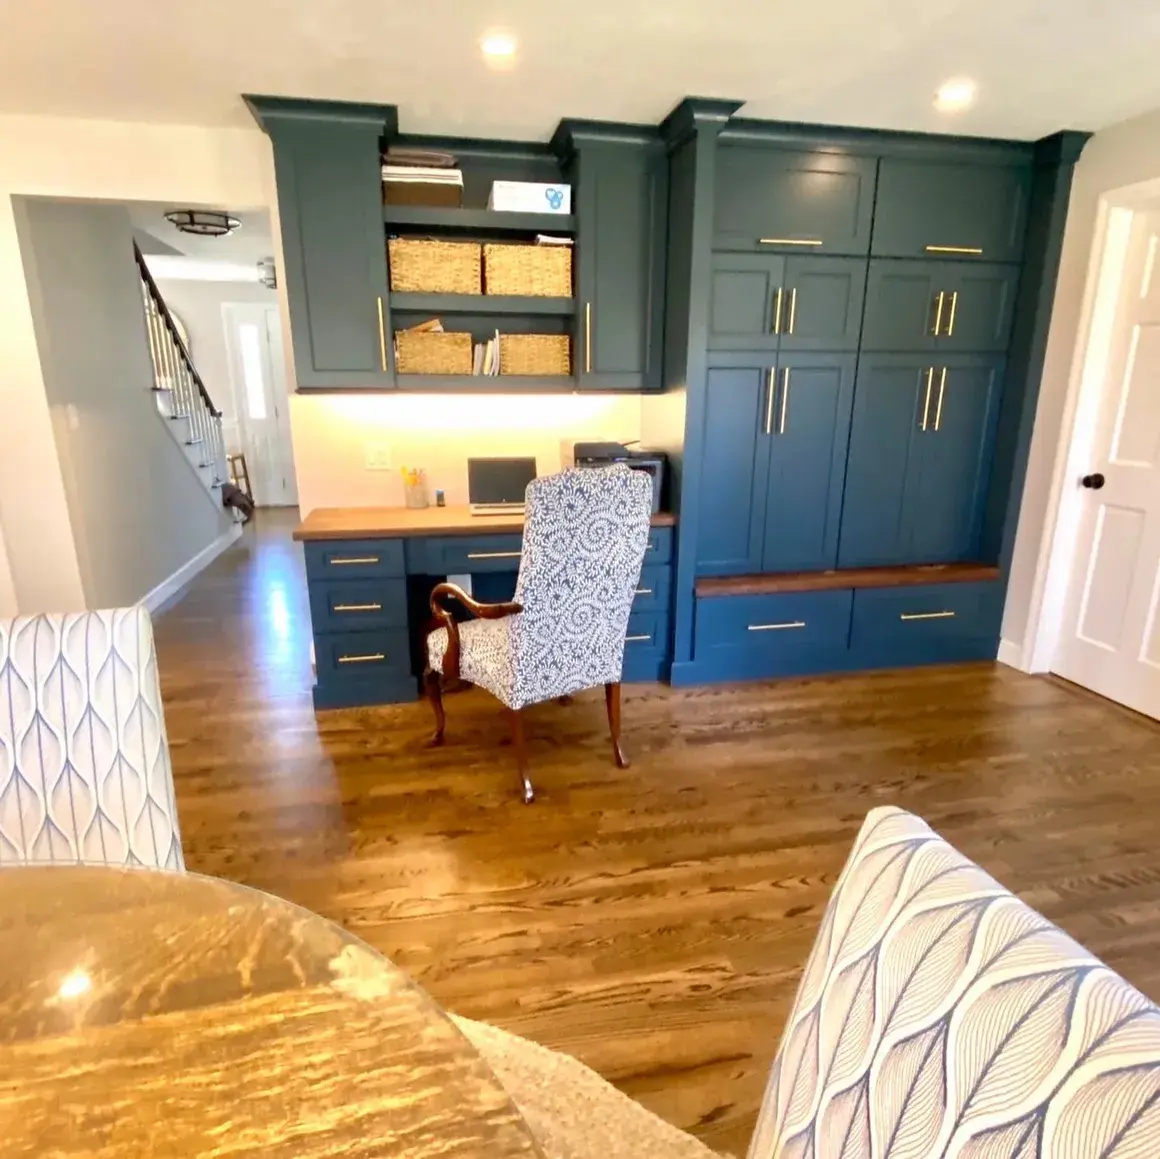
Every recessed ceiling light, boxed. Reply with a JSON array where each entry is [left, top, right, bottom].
[[481, 31, 517, 65], [935, 78, 977, 113]]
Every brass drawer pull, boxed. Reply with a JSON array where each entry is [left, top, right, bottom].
[[333, 603, 382, 612], [764, 368, 776, 435], [946, 290, 959, 336], [921, 368, 934, 431], [759, 238, 823, 246], [585, 301, 593, 374], [625, 634, 652, 643], [376, 296, 388, 371], [748, 620, 806, 631], [330, 556, 379, 565], [899, 611, 956, 621], [779, 367, 790, 435], [934, 367, 947, 431], [772, 287, 783, 335], [786, 287, 797, 335], [932, 291, 945, 336], [338, 652, 386, 663], [925, 245, 983, 255], [635, 588, 653, 596], [466, 551, 522, 560]]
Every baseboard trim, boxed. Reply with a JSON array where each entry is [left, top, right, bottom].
[[996, 638, 1025, 671], [141, 524, 242, 614]]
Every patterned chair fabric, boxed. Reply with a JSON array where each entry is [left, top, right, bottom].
[[0, 608, 184, 870], [428, 465, 653, 709], [749, 806, 1160, 1159]]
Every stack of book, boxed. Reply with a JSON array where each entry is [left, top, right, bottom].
[[382, 148, 463, 208], [472, 329, 502, 377]]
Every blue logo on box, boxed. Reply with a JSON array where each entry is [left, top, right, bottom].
[[545, 188, 565, 210]]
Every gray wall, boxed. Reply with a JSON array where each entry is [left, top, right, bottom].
[[14, 198, 231, 609]]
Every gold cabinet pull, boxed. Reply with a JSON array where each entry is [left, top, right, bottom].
[[779, 367, 790, 434], [921, 368, 934, 431], [934, 367, 947, 431], [946, 290, 959, 336], [585, 301, 592, 373], [772, 287, 783, 334], [932, 291, 945, 336], [338, 652, 386, 663], [466, 551, 522, 560], [634, 587, 653, 596], [899, 610, 956, 621], [786, 287, 798, 335], [625, 634, 652, 642], [759, 238, 823, 246], [925, 245, 983, 255], [764, 368, 776, 435], [333, 603, 382, 612], [330, 556, 380, 566], [748, 620, 806, 631], [376, 297, 388, 372]]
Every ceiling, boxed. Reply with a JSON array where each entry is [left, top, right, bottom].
[[129, 204, 274, 264], [3, 0, 1160, 141]]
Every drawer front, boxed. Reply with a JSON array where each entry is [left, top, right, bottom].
[[695, 590, 853, 652], [304, 538, 405, 580], [645, 526, 674, 565], [309, 577, 408, 633], [631, 566, 671, 616], [850, 581, 1003, 647], [411, 534, 524, 574], [314, 629, 412, 680], [624, 611, 669, 652]]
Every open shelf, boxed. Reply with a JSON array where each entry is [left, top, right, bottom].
[[696, 562, 1001, 597], [389, 292, 575, 316], [383, 206, 576, 233], [394, 373, 575, 391]]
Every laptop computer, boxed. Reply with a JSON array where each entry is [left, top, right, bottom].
[[468, 456, 537, 516]]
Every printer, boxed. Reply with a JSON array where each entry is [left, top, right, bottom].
[[566, 441, 667, 513]]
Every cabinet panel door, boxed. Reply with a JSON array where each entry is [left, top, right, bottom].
[[714, 147, 876, 254], [871, 159, 1031, 262], [271, 122, 394, 388], [779, 256, 867, 352], [695, 366, 774, 576], [708, 253, 785, 351], [909, 356, 1004, 562], [575, 143, 667, 389], [837, 356, 930, 567], [862, 260, 943, 352], [761, 354, 857, 572], [939, 265, 1019, 352]]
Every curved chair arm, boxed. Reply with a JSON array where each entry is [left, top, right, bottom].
[[429, 582, 523, 680]]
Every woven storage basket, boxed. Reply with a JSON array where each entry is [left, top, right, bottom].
[[395, 330, 473, 375], [388, 239, 481, 294], [499, 334, 571, 376], [484, 244, 572, 297]]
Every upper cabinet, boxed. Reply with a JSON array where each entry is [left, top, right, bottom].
[[713, 147, 877, 254], [871, 159, 1031, 262]]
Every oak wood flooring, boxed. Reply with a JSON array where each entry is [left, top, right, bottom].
[[153, 509, 1160, 1157]]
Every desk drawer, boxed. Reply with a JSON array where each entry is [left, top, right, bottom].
[[850, 581, 1003, 649], [304, 539, 405, 580], [695, 590, 853, 653], [625, 611, 669, 651], [631, 567, 671, 615], [314, 629, 412, 680], [411, 534, 524, 575], [645, 526, 673, 565], [309, 577, 408, 633]]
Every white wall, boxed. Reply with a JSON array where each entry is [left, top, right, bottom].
[[1003, 106, 1160, 663], [0, 525, 16, 620]]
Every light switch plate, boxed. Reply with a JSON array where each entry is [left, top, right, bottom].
[[364, 443, 392, 470]]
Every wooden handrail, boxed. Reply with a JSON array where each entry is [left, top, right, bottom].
[[133, 242, 222, 418]]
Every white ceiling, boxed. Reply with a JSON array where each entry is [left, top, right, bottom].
[[3, 0, 1160, 141], [128, 203, 274, 264]]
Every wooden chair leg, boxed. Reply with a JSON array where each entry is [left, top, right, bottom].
[[605, 682, 629, 769], [424, 670, 446, 746], [507, 708, 535, 804]]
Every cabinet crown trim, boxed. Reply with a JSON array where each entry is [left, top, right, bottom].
[[659, 97, 745, 149], [244, 94, 398, 135], [550, 119, 663, 158]]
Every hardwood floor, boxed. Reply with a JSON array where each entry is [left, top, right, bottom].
[[153, 509, 1160, 1157]]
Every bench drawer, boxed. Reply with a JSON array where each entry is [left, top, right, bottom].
[[850, 581, 1003, 648], [308, 577, 408, 633], [695, 590, 853, 653], [624, 611, 669, 651], [314, 629, 412, 680], [410, 534, 524, 574], [304, 538, 405, 580]]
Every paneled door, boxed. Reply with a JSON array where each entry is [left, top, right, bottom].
[[1052, 210, 1160, 719]]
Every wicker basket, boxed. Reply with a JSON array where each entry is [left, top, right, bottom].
[[499, 334, 571, 376], [484, 244, 572, 297], [395, 330, 473, 375], [388, 239, 481, 294]]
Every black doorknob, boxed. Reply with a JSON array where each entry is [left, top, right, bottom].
[[1081, 473, 1105, 490]]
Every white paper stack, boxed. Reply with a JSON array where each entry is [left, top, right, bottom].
[[382, 165, 464, 191]]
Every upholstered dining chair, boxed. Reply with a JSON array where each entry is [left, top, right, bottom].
[[426, 465, 653, 803], [456, 806, 1160, 1158], [0, 607, 184, 869]]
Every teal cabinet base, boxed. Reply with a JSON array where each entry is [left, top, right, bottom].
[[313, 671, 419, 710]]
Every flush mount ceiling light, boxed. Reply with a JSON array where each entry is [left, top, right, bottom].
[[935, 78, 977, 113], [480, 31, 517, 66], [164, 209, 241, 237]]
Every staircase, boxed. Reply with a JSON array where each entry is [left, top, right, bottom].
[[134, 244, 228, 499]]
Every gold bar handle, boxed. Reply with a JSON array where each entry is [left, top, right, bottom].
[[924, 245, 983, 255], [932, 291, 945, 336], [921, 368, 934, 431], [899, 611, 956, 621], [466, 550, 522, 560], [634, 588, 653, 596], [787, 287, 797, 335], [333, 603, 382, 612], [764, 368, 776, 435], [338, 652, 386, 664], [946, 291, 958, 336], [934, 367, 947, 432], [330, 556, 380, 566], [625, 634, 652, 642], [748, 621, 806, 631], [585, 301, 592, 373], [759, 238, 823, 246], [779, 367, 790, 435], [376, 297, 388, 372], [772, 287, 783, 334]]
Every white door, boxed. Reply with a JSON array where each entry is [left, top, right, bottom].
[[1052, 209, 1160, 718], [224, 303, 298, 507]]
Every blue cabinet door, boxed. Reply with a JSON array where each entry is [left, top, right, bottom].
[[714, 147, 877, 254], [871, 159, 1031, 262], [708, 253, 785, 351], [761, 354, 857, 572], [695, 365, 773, 575], [778, 256, 868, 352], [939, 265, 1019, 352]]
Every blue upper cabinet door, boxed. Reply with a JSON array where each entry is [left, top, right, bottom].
[[871, 159, 1031, 262], [713, 147, 877, 254], [778, 256, 867, 352], [708, 253, 785, 351], [837, 355, 931, 568], [909, 355, 1005, 562], [939, 265, 1020, 352], [761, 354, 857, 572], [695, 365, 775, 576]]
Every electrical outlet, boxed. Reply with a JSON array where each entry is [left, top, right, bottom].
[[364, 443, 392, 470]]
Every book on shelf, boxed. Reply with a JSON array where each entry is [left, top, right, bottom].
[[535, 234, 574, 246]]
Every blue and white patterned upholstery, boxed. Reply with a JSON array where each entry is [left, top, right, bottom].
[[428, 465, 653, 709], [749, 807, 1160, 1159], [0, 608, 184, 870]]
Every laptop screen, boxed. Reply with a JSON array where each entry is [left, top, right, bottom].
[[467, 457, 537, 505]]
